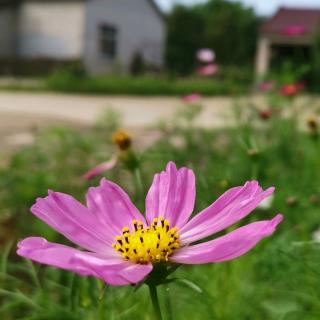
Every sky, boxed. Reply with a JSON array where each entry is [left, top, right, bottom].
[[155, 0, 320, 16]]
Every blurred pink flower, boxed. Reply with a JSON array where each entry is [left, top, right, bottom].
[[182, 93, 202, 104], [282, 25, 307, 36], [83, 155, 118, 180], [259, 81, 274, 92], [17, 162, 282, 286], [197, 49, 215, 63], [280, 83, 304, 97], [197, 63, 219, 76]]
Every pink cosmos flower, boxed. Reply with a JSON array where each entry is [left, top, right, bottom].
[[182, 93, 202, 104], [259, 81, 274, 92], [17, 162, 283, 286], [197, 63, 219, 76], [83, 155, 118, 180], [282, 25, 307, 36], [280, 83, 304, 97], [197, 49, 215, 63]]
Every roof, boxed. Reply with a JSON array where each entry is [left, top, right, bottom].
[[0, 0, 164, 20], [0, 0, 83, 6], [260, 7, 320, 36], [0, 0, 19, 5], [148, 0, 165, 21]]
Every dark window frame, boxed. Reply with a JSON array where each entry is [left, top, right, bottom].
[[98, 23, 117, 59]]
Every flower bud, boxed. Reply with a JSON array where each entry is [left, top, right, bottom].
[[307, 116, 317, 131], [259, 109, 272, 120], [112, 130, 132, 151], [247, 148, 260, 158], [286, 196, 298, 206], [309, 194, 318, 204]]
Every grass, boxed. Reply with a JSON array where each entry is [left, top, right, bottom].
[[44, 68, 251, 96], [1, 94, 320, 319], [0, 67, 252, 96]]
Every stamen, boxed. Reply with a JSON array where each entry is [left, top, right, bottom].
[[112, 218, 180, 264], [116, 236, 123, 245], [133, 220, 138, 231]]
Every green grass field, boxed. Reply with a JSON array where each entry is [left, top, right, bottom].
[[0, 67, 252, 96]]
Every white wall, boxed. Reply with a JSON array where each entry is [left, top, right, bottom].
[[18, 1, 85, 59], [84, 0, 165, 74], [0, 7, 17, 57]]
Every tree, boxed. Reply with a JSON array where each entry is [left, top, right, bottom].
[[165, 0, 261, 74], [199, 0, 260, 65], [165, 5, 205, 75]]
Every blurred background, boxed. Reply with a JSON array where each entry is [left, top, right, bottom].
[[1, 0, 320, 319]]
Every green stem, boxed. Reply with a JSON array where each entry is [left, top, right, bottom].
[[148, 284, 163, 320], [69, 273, 79, 311], [134, 167, 144, 201], [251, 161, 259, 180], [27, 260, 42, 290], [165, 284, 173, 320]]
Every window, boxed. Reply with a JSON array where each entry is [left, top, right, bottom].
[[99, 24, 117, 59]]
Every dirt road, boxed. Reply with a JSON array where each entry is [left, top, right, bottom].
[[0, 91, 316, 149], [0, 92, 237, 128]]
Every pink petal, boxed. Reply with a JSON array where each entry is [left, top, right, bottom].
[[86, 178, 146, 237], [280, 83, 303, 96], [171, 214, 283, 264], [197, 64, 219, 76], [182, 93, 202, 104], [180, 181, 274, 244], [145, 162, 196, 229], [72, 253, 153, 286], [17, 237, 119, 276], [197, 49, 215, 63], [258, 81, 274, 92], [31, 191, 115, 253], [17, 237, 151, 286], [83, 156, 118, 180]]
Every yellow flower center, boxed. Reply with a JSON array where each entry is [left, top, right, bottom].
[[112, 217, 180, 264]]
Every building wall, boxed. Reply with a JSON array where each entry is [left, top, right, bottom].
[[84, 0, 165, 74], [0, 7, 18, 57], [17, 1, 85, 59]]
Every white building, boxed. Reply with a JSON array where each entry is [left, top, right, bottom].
[[0, 0, 165, 74]]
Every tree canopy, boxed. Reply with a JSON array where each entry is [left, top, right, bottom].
[[165, 0, 261, 75]]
